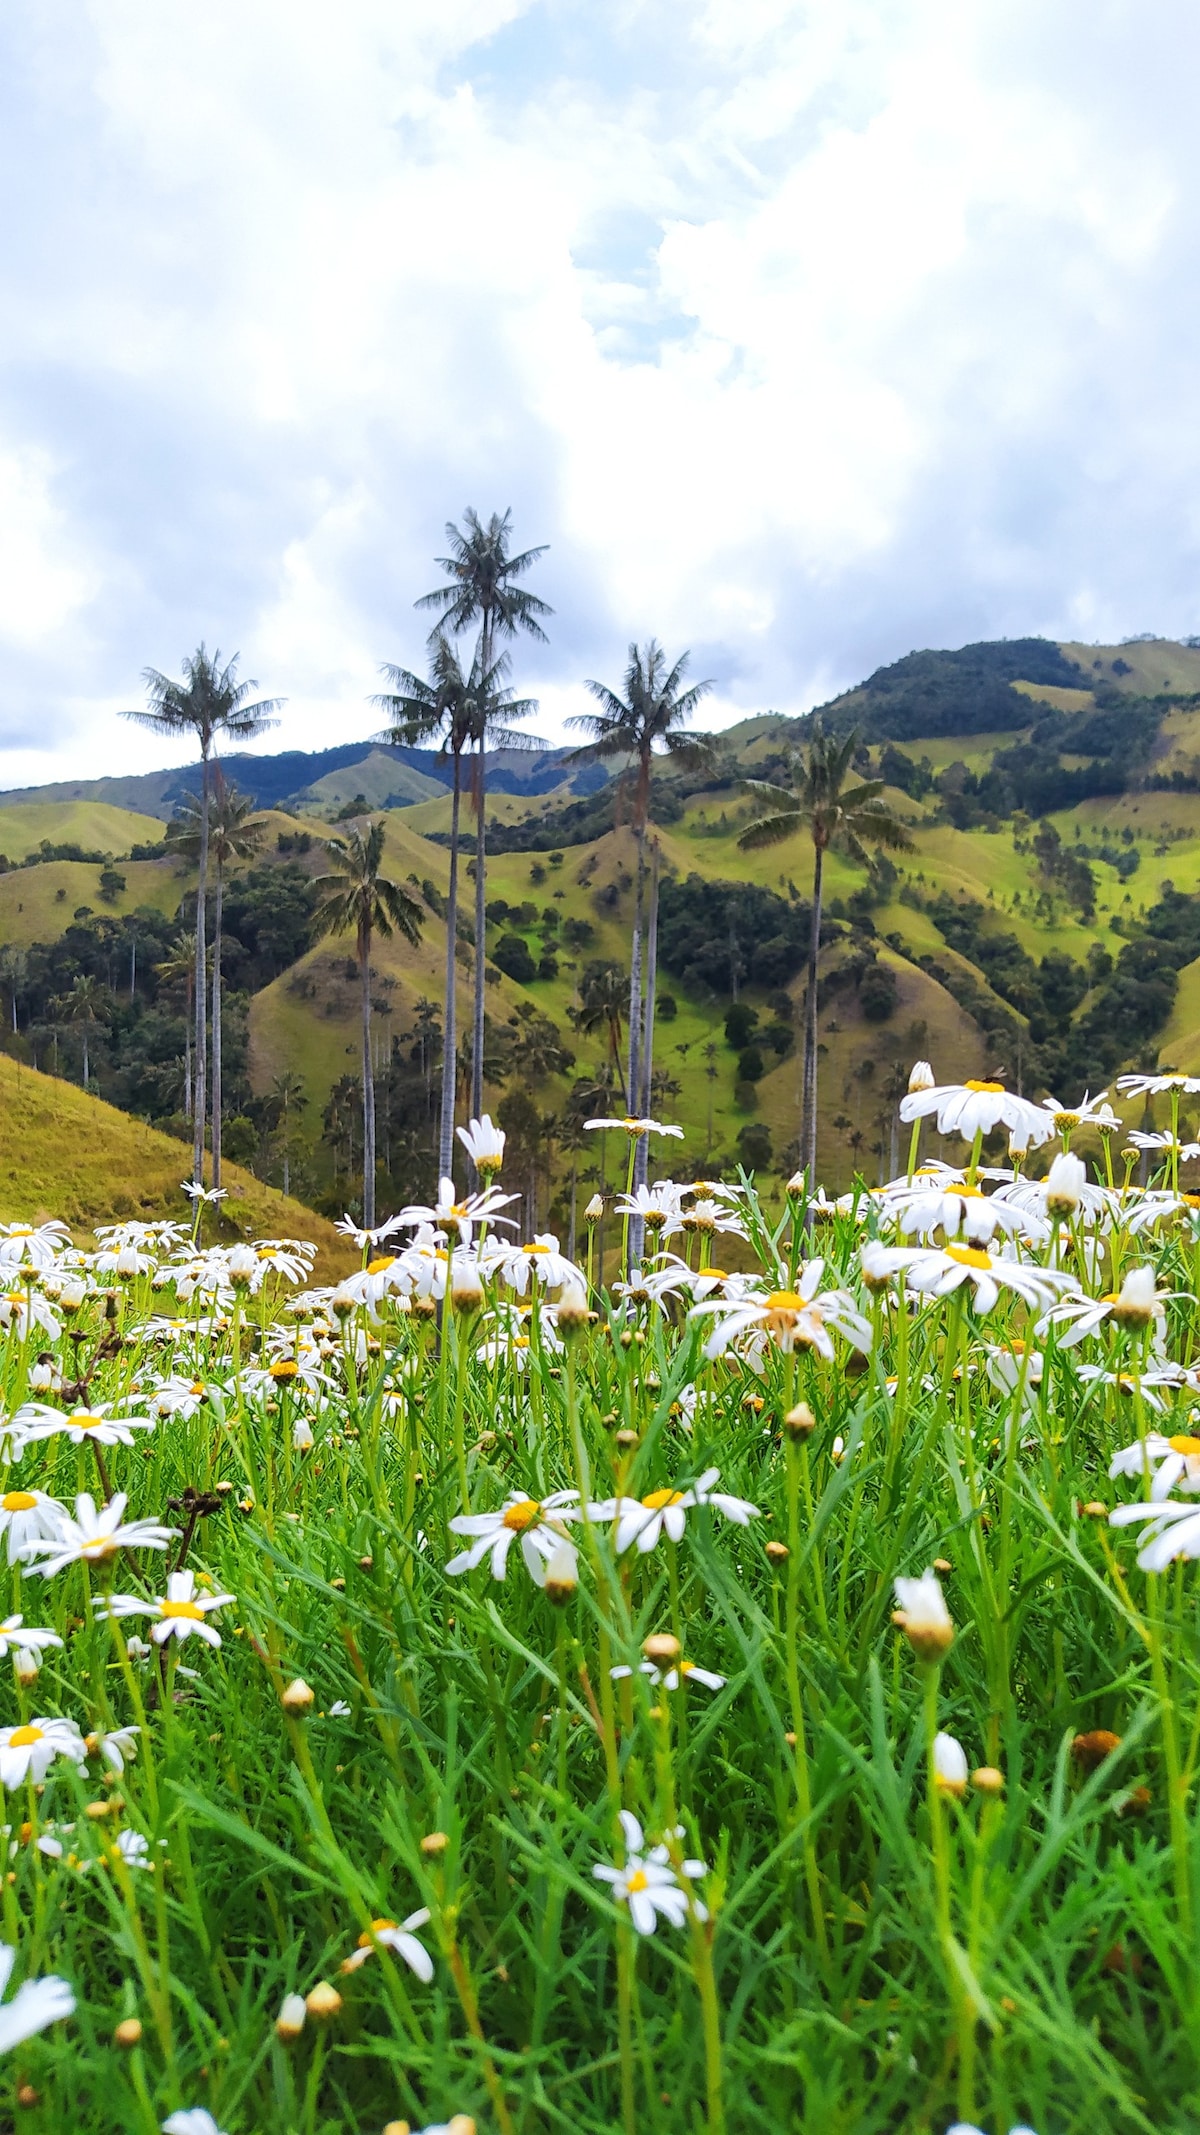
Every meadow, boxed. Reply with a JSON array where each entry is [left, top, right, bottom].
[[0, 1080, 1197, 2134]]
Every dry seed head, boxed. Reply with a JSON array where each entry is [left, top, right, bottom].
[[113, 2017, 143, 2049], [304, 1981, 343, 2020], [783, 1402, 816, 1439], [643, 1633, 682, 1664], [1073, 1728, 1121, 1770], [281, 1678, 315, 1714]]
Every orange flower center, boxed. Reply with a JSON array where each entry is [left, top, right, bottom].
[[502, 1499, 541, 1531]]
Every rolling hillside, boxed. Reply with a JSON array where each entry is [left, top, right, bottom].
[[5, 632, 1200, 1215], [0, 1054, 355, 1275]]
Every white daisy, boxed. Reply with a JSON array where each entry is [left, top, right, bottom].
[[0, 1616, 61, 1662], [97, 1568, 234, 1648], [340, 1908, 433, 1981], [23, 1493, 176, 1578], [898, 1080, 1055, 1148], [0, 1716, 86, 1789], [0, 1943, 74, 2053], [1109, 1429, 1200, 1499], [592, 1810, 706, 1935], [445, 1492, 582, 1583], [15, 1402, 155, 1449], [0, 1491, 66, 1568], [1109, 1498, 1200, 1570], [598, 1469, 759, 1556]]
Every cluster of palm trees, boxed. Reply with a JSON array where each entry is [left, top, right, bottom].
[[120, 507, 912, 1225]]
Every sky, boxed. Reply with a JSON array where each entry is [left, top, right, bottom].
[[1, 0, 1200, 788]]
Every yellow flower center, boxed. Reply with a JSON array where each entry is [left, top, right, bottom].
[[1169, 1435, 1200, 1457], [965, 1080, 1005, 1093], [1182, 1196, 1200, 1211], [679, 1659, 695, 1675], [358, 1916, 398, 1946], [525, 1243, 550, 1256], [366, 1256, 395, 1275], [69, 1412, 104, 1431], [705, 1270, 728, 1282], [502, 1499, 541, 1531], [945, 1245, 993, 1270], [765, 1290, 804, 1312], [9, 1228, 32, 1238], [642, 1488, 685, 1510], [270, 1360, 298, 1380], [626, 1869, 649, 1892], [81, 1540, 119, 1559], [2, 1492, 37, 1512], [161, 1600, 205, 1621], [8, 1726, 42, 1748]]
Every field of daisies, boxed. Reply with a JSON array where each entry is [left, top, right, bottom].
[[1, 1070, 1200, 2134]]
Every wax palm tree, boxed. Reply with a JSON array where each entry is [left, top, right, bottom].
[[572, 962, 630, 1105], [567, 642, 713, 1127], [56, 974, 108, 1089], [123, 647, 283, 1184], [155, 931, 198, 1121], [738, 719, 913, 1182], [313, 821, 423, 1228], [0, 946, 27, 1036], [373, 635, 535, 1179], [417, 510, 552, 1132], [264, 1070, 308, 1199], [166, 777, 266, 1188]]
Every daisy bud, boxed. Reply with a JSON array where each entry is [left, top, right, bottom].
[[1111, 1265, 1157, 1329], [1082, 1501, 1108, 1519], [330, 1286, 356, 1319], [908, 1059, 935, 1094], [543, 1537, 578, 1606], [1045, 1150, 1086, 1218], [451, 1275, 483, 1316], [765, 1539, 790, 1562], [14, 1649, 40, 1687], [643, 1633, 682, 1664], [304, 1980, 342, 2021], [420, 1830, 449, 1857], [113, 2017, 143, 2049], [292, 1417, 314, 1452], [227, 1244, 258, 1290], [556, 1277, 591, 1337], [892, 1569, 955, 1664], [281, 1678, 315, 1715], [1093, 1102, 1121, 1134], [17, 2084, 38, 2108], [583, 1195, 604, 1224], [59, 1278, 86, 1314], [275, 1992, 307, 2042], [971, 1765, 1004, 1795], [27, 1361, 54, 1392], [783, 1402, 816, 1439], [933, 1731, 968, 1799], [786, 1169, 807, 1195]]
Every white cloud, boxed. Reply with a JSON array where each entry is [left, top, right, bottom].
[[2, 0, 1200, 790]]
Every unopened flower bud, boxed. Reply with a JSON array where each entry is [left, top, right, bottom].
[[783, 1401, 816, 1439], [643, 1633, 682, 1664], [113, 2017, 142, 2048], [933, 1731, 968, 1798], [304, 1981, 342, 2021], [275, 1992, 307, 2041], [971, 1765, 1004, 1795], [765, 1539, 790, 1562], [583, 1195, 604, 1224], [420, 1830, 449, 1857], [1045, 1150, 1086, 1219], [14, 1649, 40, 1687], [227, 1244, 259, 1290], [281, 1678, 315, 1714], [892, 1569, 954, 1664], [292, 1417, 314, 1452], [1111, 1266, 1157, 1329], [555, 1277, 591, 1336], [330, 1286, 357, 1319], [543, 1538, 578, 1606], [908, 1059, 935, 1094]]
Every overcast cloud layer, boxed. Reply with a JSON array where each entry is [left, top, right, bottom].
[[1, 0, 1199, 787]]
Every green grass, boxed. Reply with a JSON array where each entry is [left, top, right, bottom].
[[0, 1054, 354, 1276], [0, 801, 166, 862], [1, 1148, 1199, 2129], [0, 860, 182, 949]]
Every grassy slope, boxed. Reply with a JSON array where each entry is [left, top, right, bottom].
[[0, 800, 165, 861], [0, 858, 182, 947], [0, 1054, 355, 1275]]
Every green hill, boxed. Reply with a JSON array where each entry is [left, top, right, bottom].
[[0, 1053, 355, 1276], [6, 634, 1200, 1208]]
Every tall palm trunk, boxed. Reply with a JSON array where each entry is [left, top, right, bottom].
[[803, 841, 825, 1183], [630, 839, 661, 1263], [361, 923, 376, 1228], [438, 752, 464, 1182], [81, 1028, 90, 1089], [183, 975, 192, 1122], [193, 750, 210, 1184], [211, 864, 224, 1190], [470, 742, 487, 1142], [626, 819, 646, 1119]]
